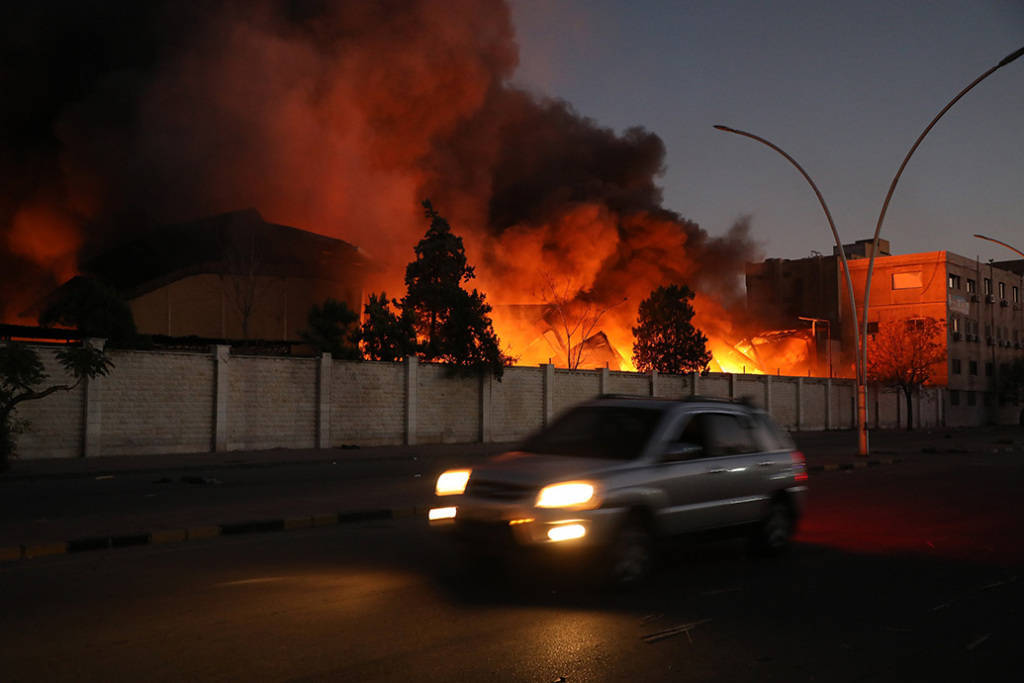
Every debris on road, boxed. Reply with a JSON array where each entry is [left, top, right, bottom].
[[642, 618, 712, 644]]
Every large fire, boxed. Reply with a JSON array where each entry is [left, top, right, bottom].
[[1, 0, 835, 379]]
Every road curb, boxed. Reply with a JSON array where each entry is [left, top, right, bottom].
[[1, 506, 422, 565], [2, 458, 904, 564]]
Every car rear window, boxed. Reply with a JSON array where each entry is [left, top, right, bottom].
[[521, 405, 665, 460]]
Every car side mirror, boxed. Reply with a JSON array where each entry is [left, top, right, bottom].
[[663, 442, 703, 461]]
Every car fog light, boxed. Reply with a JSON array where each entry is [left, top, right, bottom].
[[547, 524, 586, 542], [428, 506, 457, 521]]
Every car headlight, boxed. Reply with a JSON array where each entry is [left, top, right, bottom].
[[435, 469, 471, 496], [536, 481, 597, 508]]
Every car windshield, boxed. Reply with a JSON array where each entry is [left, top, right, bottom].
[[521, 405, 665, 460]]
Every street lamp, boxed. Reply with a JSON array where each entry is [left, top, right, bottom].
[[973, 234, 1024, 260], [799, 316, 832, 377], [859, 45, 1024, 434], [716, 43, 1023, 455], [713, 125, 870, 454]]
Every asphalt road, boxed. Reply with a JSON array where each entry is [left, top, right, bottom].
[[3, 452, 1022, 682]]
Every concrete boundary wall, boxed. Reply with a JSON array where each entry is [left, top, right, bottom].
[[15, 345, 963, 460]]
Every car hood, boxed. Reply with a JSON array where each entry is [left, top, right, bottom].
[[468, 450, 629, 487]]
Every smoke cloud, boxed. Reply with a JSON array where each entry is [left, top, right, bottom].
[[1, 0, 761, 365]]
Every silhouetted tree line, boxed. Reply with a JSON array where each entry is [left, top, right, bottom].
[[302, 200, 508, 379]]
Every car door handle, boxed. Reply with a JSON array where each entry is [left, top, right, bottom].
[[706, 467, 727, 474], [757, 461, 774, 468]]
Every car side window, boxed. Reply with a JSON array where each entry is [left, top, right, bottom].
[[702, 412, 759, 456], [663, 414, 709, 461], [752, 414, 789, 451]]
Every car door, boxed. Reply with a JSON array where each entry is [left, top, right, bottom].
[[694, 411, 766, 527], [653, 412, 737, 534]]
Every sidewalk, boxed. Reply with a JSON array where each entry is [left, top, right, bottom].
[[2, 426, 1021, 564], [4, 425, 1021, 481]]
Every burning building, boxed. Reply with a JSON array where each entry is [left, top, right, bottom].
[[3, 0, 796, 373]]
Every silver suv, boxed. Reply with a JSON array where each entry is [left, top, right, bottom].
[[429, 396, 808, 584]]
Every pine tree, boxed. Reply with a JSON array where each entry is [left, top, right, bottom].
[[299, 298, 361, 360], [361, 292, 416, 362], [401, 200, 506, 378], [632, 284, 711, 374]]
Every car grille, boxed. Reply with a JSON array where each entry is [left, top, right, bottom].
[[465, 478, 535, 501]]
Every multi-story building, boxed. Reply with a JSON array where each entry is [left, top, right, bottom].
[[747, 240, 1024, 426]]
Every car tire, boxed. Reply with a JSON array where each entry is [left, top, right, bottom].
[[750, 497, 794, 556], [604, 514, 656, 588]]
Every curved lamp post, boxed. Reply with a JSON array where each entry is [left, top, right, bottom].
[[712, 125, 869, 453], [859, 46, 1024, 429], [973, 234, 1024, 260], [716, 43, 1022, 455]]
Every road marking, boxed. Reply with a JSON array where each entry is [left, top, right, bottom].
[[23, 542, 67, 559], [187, 526, 221, 540]]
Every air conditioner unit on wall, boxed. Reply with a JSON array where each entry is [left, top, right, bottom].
[[986, 294, 996, 304], [952, 332, 961, 341], [970, 295, 980, 302], [1000, 300, 1009, 307]]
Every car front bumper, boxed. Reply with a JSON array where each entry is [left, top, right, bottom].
[[428, 496, 627, 550]]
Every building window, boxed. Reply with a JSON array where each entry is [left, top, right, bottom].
[[985, 362, 993, 377], [905, 318, 926, 331], [951, 316, 961, 334], [952, 359, 961, 374], [985, 324, 992, 338], [967, 391, 976, 406], [967, 278, 977, 293], [969, 360, 978, 375], [983, 392, 992, 407], [1014, 286, 1020, 304], [893, 271, 923, 289], [950, 390, 960, 406], [948, 273, 961, 289], [999, 282, 1006, 299], [984, 278, 993, 295]]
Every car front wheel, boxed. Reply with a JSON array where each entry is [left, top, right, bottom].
[[605, 515, 655, 588]]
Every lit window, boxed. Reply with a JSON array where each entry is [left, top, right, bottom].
[[1014, 286, 1020, 304], [893, 271, 923, 289], [966, 279, 977, 293], [951, 316, 960, 333], [984, 278, 993, 295], [948, 273, 961, 289], [999, 282, 1006, 299]]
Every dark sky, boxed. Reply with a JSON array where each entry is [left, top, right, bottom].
[[510, 0, 1024, 261]]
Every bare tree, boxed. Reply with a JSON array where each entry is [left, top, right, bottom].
[[219, 230, 276, 340], [867, 316, 946, 430], [536, 272, 625, 370]]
